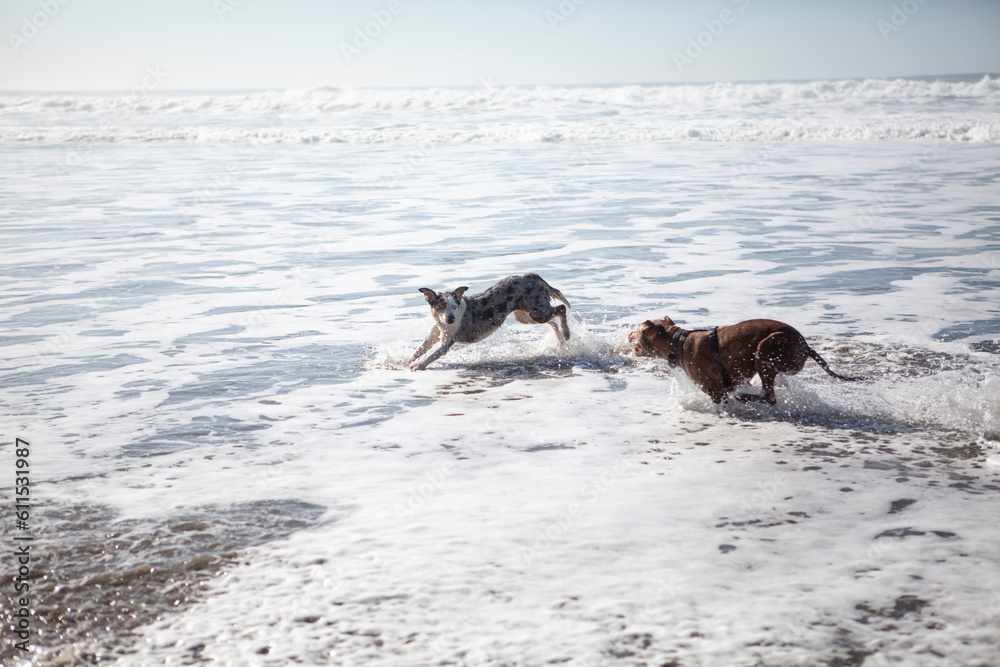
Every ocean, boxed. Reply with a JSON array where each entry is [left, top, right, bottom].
[[2, 75, 999, 666]]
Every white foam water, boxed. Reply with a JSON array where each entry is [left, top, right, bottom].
[[2, 75, 999, 144], [1, 78, 999, 666]]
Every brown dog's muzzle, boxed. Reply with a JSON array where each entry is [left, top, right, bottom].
[[629, 321, 656, 357]]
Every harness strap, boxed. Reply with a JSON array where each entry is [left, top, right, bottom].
[[668, 328, 688, 368], [708, 327, 733, 391]]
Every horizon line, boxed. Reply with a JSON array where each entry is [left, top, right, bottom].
[[0, 72, 996, 95]]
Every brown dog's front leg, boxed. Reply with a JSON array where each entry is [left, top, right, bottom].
[[735, 391, 771, 405], [703, 384, 728, 405]]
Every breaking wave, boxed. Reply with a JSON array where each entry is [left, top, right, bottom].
[[1, 75, 998, 144]]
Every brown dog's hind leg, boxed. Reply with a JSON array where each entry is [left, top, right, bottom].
[[754, 331, 809, 405], [751, 350, 780, 405]]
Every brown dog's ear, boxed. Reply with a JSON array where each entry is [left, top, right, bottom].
[[418, 288, 437, 302], [453, 286, 469, 299], [638, 320, 655, 334], [660, 316, 675, 326]]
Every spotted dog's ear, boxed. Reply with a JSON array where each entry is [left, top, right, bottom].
[[418, 288, 437, 302], [453, 286, 469, 299]]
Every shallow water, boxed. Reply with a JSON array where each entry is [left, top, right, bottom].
[[2, 82, 1000, 665]]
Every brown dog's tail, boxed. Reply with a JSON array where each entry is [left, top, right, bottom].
[[807, 347, 868, 382], [537, 276, 571, 310]]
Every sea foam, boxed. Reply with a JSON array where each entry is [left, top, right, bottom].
[[2, 75, 998, 144]]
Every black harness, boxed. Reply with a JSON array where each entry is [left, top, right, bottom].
[[667, 328, 689, 368], [708, 327, 733, 391], [665, 326, 732, 391]]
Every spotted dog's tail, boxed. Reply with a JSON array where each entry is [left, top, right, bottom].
[[806, 347, 868, 382], [535, 275, 571, 310]]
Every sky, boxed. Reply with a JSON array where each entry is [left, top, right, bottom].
[[1, 0, 999, 91]]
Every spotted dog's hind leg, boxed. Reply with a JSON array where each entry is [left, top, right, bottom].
[[514, 304, 570, 343], [547, 304, 570, 342]]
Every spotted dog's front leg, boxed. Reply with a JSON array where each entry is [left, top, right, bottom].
[[410, 333, 457, 371], [410, 326, 442, 367]]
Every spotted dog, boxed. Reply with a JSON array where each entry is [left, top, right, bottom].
[[630, 316, 867, 404], [409, 273, 571, 371]]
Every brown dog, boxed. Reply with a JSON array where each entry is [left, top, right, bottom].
[[629, 316, 866, 404]]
